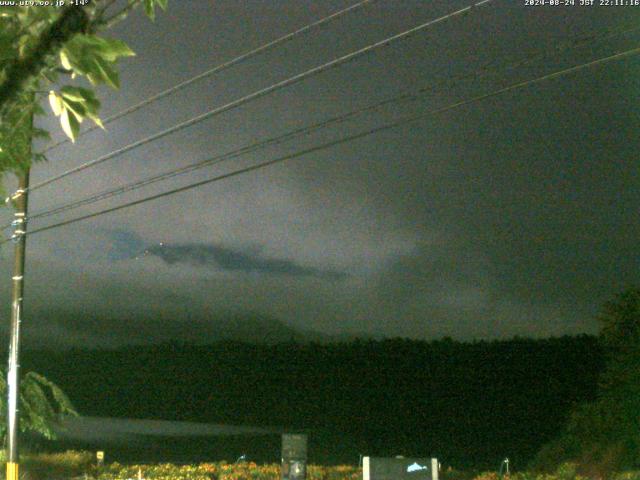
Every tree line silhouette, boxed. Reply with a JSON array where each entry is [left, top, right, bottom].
[[15, 334, 603, 469]]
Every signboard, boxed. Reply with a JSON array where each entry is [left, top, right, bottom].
[[282, 433, 307, 460], [362, 457, 439, 480], [96, 451, 104, 466], [281, 434, 307, 480]]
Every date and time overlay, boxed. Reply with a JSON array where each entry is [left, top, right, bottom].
[[526, 0, 640, 6], [1, 0, 637, 7]]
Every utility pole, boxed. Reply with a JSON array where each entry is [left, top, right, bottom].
[[2, 8, 88, 479], [6, 168, 31, 480]]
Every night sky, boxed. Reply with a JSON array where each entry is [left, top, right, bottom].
[[1, 0, 639, 347]]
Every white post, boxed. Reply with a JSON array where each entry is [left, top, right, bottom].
[[431, 458, 439, 480], [362, 456, 370, 480]]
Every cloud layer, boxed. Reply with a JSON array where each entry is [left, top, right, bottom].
[[142, 243, 348, 280], [0, 1, 635, 348]]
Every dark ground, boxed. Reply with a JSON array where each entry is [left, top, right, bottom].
[[17, 335, 603, 469]]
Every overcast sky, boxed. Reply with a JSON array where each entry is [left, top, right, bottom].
[[1, 0, 638, 347]]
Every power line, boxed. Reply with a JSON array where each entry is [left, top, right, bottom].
[[5, 45, 637, 245], [18, 22, 636, 226], [25, 99, 407, 223], [20, 0, 492, 197], [474, 22, 640, 74], [41, 0, 375, 154]]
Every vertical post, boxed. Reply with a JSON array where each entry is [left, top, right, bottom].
[[362, 456, 370, 480], [6, 168, 30, 480], [431, 458, 439, 480]]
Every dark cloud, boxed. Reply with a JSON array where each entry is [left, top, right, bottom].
[[142, 243, 348, 280], [105, 229, 146, 261], [0, 1, 635, 347]]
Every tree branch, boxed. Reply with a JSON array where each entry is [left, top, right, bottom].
[[95, 0, 141, 31], [0, 5, 90, 117]]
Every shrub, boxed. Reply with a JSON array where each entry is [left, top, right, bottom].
[[95, 461, 360, 480], [22, 450, 94, 479]]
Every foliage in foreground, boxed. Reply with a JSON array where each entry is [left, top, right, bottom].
[[20, 450, 94, 479], [473, 465, 640, 480], [533, 288, 640, 475], [0, 0, 168, 189], [22, 453, 360, 480], [98, 462, 361, 480], [0, 370, 77, 441], [17, 452, 640, 480]]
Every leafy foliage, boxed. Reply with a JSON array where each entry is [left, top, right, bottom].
[[0, 91, 38, 187], [0, 370, 77, 441], [21, 456, 640, 480], [97, 461, 360, 480], [598, 289, 640, 352], [534, 288, 640, 475], [59, 34, 135, 89], [21, 450, 94, 480], [49, 85, 103, 140], [0, 0, 168, 175], [143, 0, 168, 22]]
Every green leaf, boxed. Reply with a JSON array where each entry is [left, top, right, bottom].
[[97, 37, 135, 61], [92, 56, 120, 89], [83, 96, 100, 114], [143, 0, 155, 21], [48, 91, 63, 116], [0, 30, 14, 59], [60, 35, 134, 88], [72, 35, 135, 61], [60, 108, 80, 141], [86, 72, 100, 85], [59, 86, 87, 102], [90, 115, 104, 129], [64, 88, 102, 129], [59, 49, 73, 70], [62, 98, 87, 122], [156, 0, 169, 10], [41, 69, 58, 83]]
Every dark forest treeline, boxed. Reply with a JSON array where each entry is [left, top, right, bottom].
[[17, 335, 603, 468]]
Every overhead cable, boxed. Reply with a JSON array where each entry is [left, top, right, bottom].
[[19, 0, 492, 197], [19, 23, 637, 226], [4, 45, 637, 244], [41, 0, 376, 153]]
